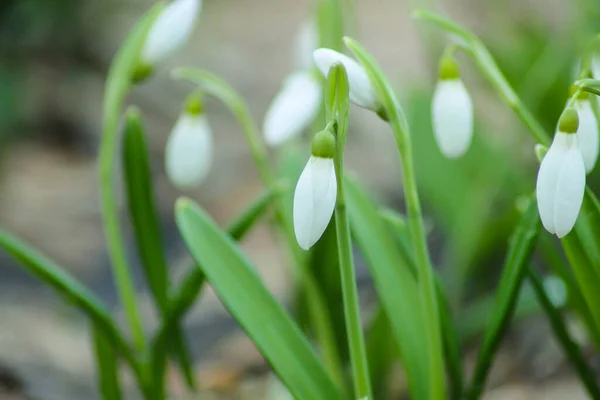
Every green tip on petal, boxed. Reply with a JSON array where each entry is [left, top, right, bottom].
[[558, 107, 579, 134], [132, 63, 154, 84], [184, 92, 204, 115], [439, 55, 460, 80], [311, 129, 336, 158]]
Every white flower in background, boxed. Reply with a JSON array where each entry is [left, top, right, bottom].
[[574, 94, 599, 173], [293, 129, 337, 250], [536, 107, 586, 238], [165, 96, 212, 190], [543, 275, 567, 308], [263, 72, 322, 146], [431, 56, 474, 159], [313, 48, 378, 111], [293, 19, 318, 70], [141, 0, 201, 67]]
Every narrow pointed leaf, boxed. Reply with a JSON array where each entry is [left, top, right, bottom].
[[467, 197, 540, 399], [528, 269, 600, 399], [122, 108, 196, 389], [175, 198, 342, 400], [0, 230, 135, 366], [344, 177, 429, 400], [93, 325, 122, 400]]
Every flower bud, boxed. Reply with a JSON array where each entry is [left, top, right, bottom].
[[431, 56, 473, 159], [313, 48, 378, 111], [293, 131, 337, 250], [263, 72, 322, 146], [140, 0, 201, 69], [165, 94, 213, 190], [536, 107, 586, 238]]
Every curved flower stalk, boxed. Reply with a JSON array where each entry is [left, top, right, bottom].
[[536, 108, 586, 238], [313, 48, 379, 111], [431, 55, 474, 158], [136, 0, 201, 80], [293, 129, 337, 250], [263, 71, 322, 146], [573, 92, 599, 174], [165, 95, 213, 190]]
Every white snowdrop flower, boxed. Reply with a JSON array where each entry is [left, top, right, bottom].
[[431, 56, 474, 159], [263, 72, 322, 146], [574, 94, 599, 173], [293, 19, 318, 70], [313, 48, 378, 111], [536, 108, 586, 238], [165, 96, 212, 190], [141, 0, 201, 67], [293, 129, 337, 250]]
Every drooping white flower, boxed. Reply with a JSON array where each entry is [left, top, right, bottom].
[[293, 130, 337, 250], [574, 97, 599, 173], [141, 0, 201, 66], [313, 48, 378, 111], [431, 56, 473, 159], [536, 108, 586, 238], [263, 72, 322, 146], [293, 19, 318, 70], [165, 105, 212, 190]]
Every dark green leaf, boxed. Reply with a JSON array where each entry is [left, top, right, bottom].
[[467, 197, 540, 399], [122, 108, 196, 389], [528, 268, 600, 399], [93, 324, 122, 400]]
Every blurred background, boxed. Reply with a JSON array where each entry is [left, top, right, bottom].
[[0, 0, 599, 399]]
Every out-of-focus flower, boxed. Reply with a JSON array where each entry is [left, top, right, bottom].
[[263, 72, 322, 146], [165, 96, 212, 190], [293, 129, 337, 250], [431, 55, 473, 159], [141, 0, 201, 67], [536, 107, 586, 238], [313, 48, 378, 111], [293, 19, 318, 70]]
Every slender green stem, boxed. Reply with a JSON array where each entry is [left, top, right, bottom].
[[528, 268, 600, 399], [334, 144, 372, 399], [100, 87, 146, 352], [392, 119, 446, 400], [172, 69, 345, 386]]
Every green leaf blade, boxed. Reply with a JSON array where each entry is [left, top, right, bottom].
[[175, 199, 342, 400], [93, 325, 122, 400]]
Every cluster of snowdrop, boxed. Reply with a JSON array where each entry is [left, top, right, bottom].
[[141, 0, 599, 246], [431, 50, 599, 239]]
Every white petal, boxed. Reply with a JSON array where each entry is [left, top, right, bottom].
[[575, 99, 599, 173], [536, 132, 585, 238], [293, 19, 318, 70], [165, 114, 212, 190], [431, 79, 474, 158], [141, 0, 201, 65], [313, 48, 378, 110], [293, 156, 337, 250], [263, 72, 322, 146]]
